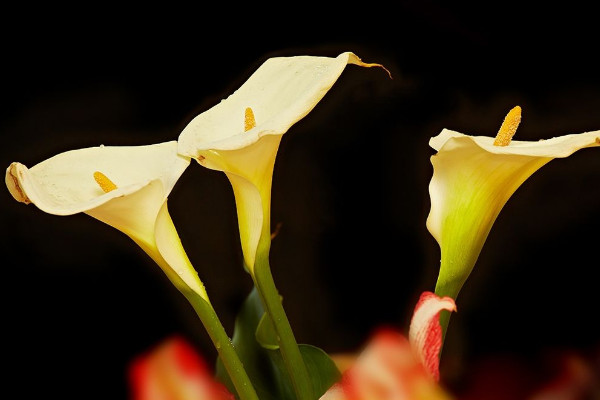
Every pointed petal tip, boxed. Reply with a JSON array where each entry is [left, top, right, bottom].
[[345, 52, 393, 79]]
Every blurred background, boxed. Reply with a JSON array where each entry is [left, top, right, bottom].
[[1, 2, 599, 399]]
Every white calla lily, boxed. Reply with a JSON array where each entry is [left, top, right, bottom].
[[5, 141, 207, 300], [427, 106, 600, 308], [178, 51, 388, 400], [178, 51, 388, 273], [6, 141, 262, 400]]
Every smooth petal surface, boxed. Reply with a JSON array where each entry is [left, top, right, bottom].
[[320, 328, 454, 400], [154, 201, 208, 297], [430, 129, 600, 157], [178, 52, 387, 155], [6, 141, 188, 215], [178, 52, 387, 273], [408, 292, 456, 381], [427, 129, 600, 299], [85, 179, 165, 247], [188, 135, 281, 272], [5, 142, 207, 298], [220, 135, 281, 271], [129, 335, 235, 400]]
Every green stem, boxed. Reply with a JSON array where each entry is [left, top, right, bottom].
[[183, 288, 260, 400], [253, 239, 314, 400], [434, 281, 461, 354], [141, 243, 258, 400]]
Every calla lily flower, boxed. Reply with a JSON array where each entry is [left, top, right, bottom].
[[320, 291, 457, 400], [5, 141, 207, 300], [6, 142, 261, 400], [427, 106, 600, 307], [178, 51, 389, 400], [178, 51, 388, 274]]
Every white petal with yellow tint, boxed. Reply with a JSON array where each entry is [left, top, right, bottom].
[[427, 126, 600, 302], [154, 201, 208, 298], [178, 52, 388, 155], [86, 179, 165, 247], [5, 141, 207, 299], [430, 128, 600, 157], [6, 142, 188, 215], [177, 52, 388, 273], [84, 179, 206, 297]]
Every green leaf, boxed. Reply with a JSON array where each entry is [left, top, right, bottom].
[[216, 287, 279, 400], [216, 287, 341, 400], [267, 344, 341, 399], [299, 344, 341, 398], [256, 311, 341, 399], [256, 311, 279, 350]]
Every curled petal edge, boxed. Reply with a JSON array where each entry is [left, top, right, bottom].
[[409, 291, 457, 381], [430, 129, 600, 157]]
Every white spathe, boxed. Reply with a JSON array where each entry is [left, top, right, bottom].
[[178, 52, 387, 155], [6, 141, 207, 299], [427, 128, 600, 299], [178, 52, 388, 272]]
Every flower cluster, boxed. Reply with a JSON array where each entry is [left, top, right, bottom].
[[6, 51, 599, 400]]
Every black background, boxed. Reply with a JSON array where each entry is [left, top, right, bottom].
[[1, 3, 599, 398]]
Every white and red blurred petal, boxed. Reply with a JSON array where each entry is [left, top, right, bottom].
[[408, 292, 456, 381], [321, 328, 453, 400], [128, 335, 234, 400], [319, 383, 345, 400], [349, 329, 419, 398]]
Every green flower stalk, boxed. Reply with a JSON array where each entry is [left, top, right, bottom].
[[178, 52, 389, 400], [5, 142, 259, 400], [426, 106, 600, 338]]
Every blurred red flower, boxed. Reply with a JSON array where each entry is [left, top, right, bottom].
[[128, 336, 235, 400]]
